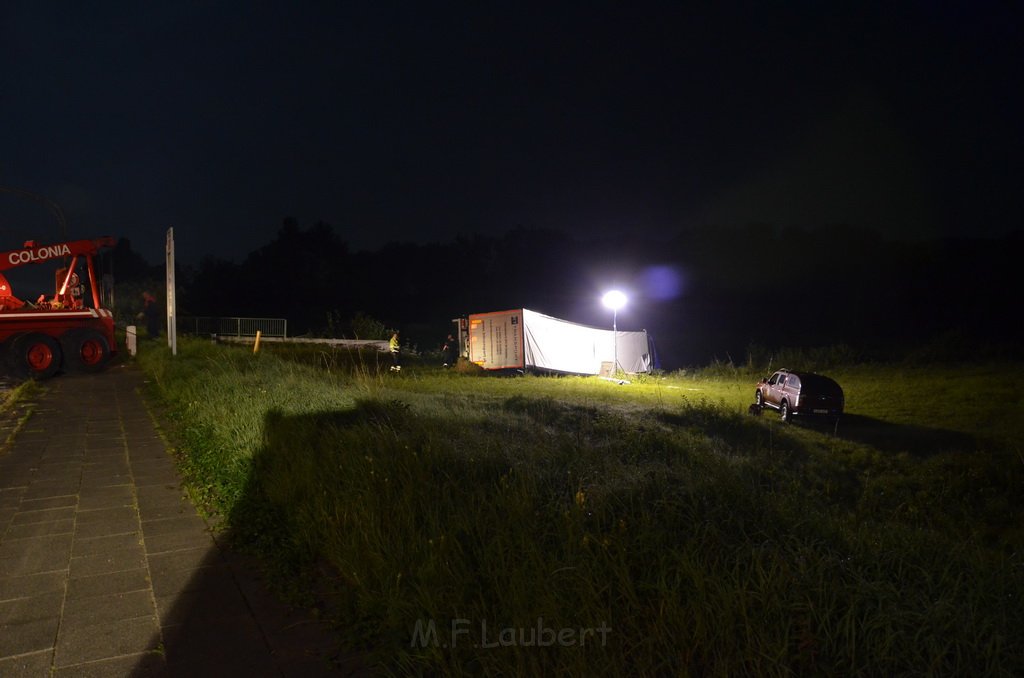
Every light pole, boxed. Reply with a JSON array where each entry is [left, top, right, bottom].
[[602, 290, 627, 373]]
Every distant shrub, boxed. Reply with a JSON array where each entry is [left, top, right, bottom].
[[736, 343, 863, 374], [452, 357, 483, 375], [349, 311, 390, 340]]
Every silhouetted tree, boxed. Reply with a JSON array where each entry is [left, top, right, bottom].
[[160, 218, 1020, 366], [181, 256, 243, 317], [110, 238, 159, 281], [238, 218, 350, 331]]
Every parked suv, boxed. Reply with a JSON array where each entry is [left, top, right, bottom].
[[755, 369, 844, 422]]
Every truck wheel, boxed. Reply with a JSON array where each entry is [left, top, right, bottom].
[[12, 333, 62, 380], [61, 329, 112, 373]]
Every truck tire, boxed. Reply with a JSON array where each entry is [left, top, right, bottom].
[[11, 333, 62, 380], [61, 329, 112, 373]]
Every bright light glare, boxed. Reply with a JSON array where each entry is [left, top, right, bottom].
[[602, 290, 627, 310]]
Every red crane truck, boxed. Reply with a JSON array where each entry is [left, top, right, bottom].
[[0, 237, 118, 379]]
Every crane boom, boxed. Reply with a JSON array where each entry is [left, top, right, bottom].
[[0, 237, 116, 272]]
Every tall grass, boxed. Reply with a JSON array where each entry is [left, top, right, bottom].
[[0, 379, 40, 449], [137, 341, 356, 512], [137, 339, 1024, 675]]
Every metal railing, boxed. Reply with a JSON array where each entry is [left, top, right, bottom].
[[178, 316, 288, 338]]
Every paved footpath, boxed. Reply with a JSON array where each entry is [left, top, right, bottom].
[[0, 366, 362, 677]]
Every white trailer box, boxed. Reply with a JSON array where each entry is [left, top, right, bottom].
[[468, 308, 652, 375]]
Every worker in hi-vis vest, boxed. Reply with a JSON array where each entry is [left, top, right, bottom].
[[389, 331, 401, 371]]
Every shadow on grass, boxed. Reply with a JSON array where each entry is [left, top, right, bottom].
[[126, 416, 373, 677], [803, 413, 979, 456]]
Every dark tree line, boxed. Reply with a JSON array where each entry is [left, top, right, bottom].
[[112, 219, 1022, 368]]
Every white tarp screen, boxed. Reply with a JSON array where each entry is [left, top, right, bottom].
[[608, 328, 654, 374], [468, 308, 651, 375]]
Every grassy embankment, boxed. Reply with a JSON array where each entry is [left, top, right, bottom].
[[136, 339, 1023, 676]]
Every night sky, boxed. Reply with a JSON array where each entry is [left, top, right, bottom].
[[3, 1, 1021, 264]]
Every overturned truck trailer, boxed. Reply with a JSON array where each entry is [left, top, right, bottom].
[[467, 308, 653, 375]]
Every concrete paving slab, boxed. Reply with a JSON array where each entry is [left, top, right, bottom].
[[136, 501, 199, 523], [70, 545, 148, 578], [21, 482, 81, 501], [0, 476, 32, 490], [0, 650, 52, 676], [149, 561, 236, 600], [162, 616, 277, 676], [9, 506, 76, 526], [18, 495, 78, 512], [66, 572, 151, 607], [135, 486, 191, 511], [54, 614, 161, 667], [74, 505, 137, 525], [0, 488, 25, 507], [0, 590, 64, 624], [146, 546, 217, 576], [0, 534, 72, 578], [72, 531, 143, 558], [82, 457, 130, 469], [3, 516, 75, 540], [74, 516, 140, 539], [132, 464, 179, 480], [0, 615, 61, 656], [139, 515, 208, 537], [155, 584, 253, 626], [61, 589, 156, 626], [77, 485, 135, 510], [145, 529, 216, 555], [0, 570, 66, 601], [53, 652, 166, 677], [0, 532, 73, 559], [0, 368, 351, 676]]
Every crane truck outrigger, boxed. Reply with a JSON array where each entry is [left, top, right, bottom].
[[0, 236, 118, 379]]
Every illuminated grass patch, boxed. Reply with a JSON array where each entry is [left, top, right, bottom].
[[137, 339, 1024, 676]]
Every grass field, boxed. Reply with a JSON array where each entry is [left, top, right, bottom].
[[136, 339, 1023, 676]]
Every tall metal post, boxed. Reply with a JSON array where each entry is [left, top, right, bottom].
[[602, 289, 627, 376], [166, 227, 177, 356], [612, 307, 618, 373]]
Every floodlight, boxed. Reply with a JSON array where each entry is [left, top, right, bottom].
[[602, 290, 627, 311]]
